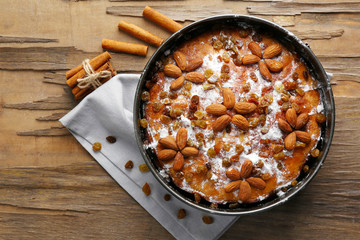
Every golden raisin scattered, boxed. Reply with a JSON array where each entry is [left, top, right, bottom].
[[160, 115, 171, 125], [140, 118, 148, 128], [291, 102, 301, 114], [195, 132, 205, 142], [92, 142, 102, 151], [184, 81, 192, 91], [141, 91, 150, 101], [273, 144, 284, 154], [202, 216, 214, 224], [250, 72, 258, 82], [303, 165, 309, 173], [152, 101, 163, 112], [291, 180, 298, 187], [256, 160, 264, 168], [277, 162, 283, 170], [194, 120, 207, 129], [311, 149, 320, 157], [106, 136, 116, 143], [210, 203, 218, 209], [222, 158, 231, 167], [262, 172, 271, 181], [316, 113, 326, 124], [235, 144, 244, 154], [194, 193, 201, 203], [243, 82, 251, 92], [139, 163, 149, 173], [172, 121, 180, 130], [207, 148, 216, 158], [177, 209, 186, 219], [159, 91, 168, 99], [274, 152, 285, 161], [223, 144, 231, 151], [220, 73, 230, 82], [296, 142, 306, 148], [296, 88, 305, 96], [125, 160, 134, 169], [164, 194, 171, 201], [142, 182, 151, 196], [230, 154, 239, 162]]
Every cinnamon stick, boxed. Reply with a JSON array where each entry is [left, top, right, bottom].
[[74, 65, 115, 100], [102, 39, 148, 56], [118, 20, 164, 47], [72, 61, 110, 96], [66, 51, 111, 88], [142, 6, 183, 33]]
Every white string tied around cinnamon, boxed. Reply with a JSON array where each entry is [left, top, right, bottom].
[[77, 59, 112, 89]]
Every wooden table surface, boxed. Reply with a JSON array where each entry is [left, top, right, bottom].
[[1, 0, 359, 239]]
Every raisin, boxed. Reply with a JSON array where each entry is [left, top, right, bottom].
[[152, 101, 163, 112], [221, 64, 230, 73], [191, 95, 200, 104], [262, 173, 271, 181], [233, 56, 242, 66], [106, 136, 116, 143], [141, 91, 150, 101], [291, 180, 298, 187], [316, 113, 326, 123], [253, 33, 262, 42], [222, 158, 231, 167], [220, 73, 230, 82], [202, 216, 214, 224], [142, 182, 151, 196], [250, 72, 258, 82], [184, 172, 194, 182], [236, 144, 244, 154], [311, 149, 320, 157], [164, 194, 171, 201], [169, 92, 178, 99], [239, 28, 250, 38], [139, 164, 149, 173], [140, 118, 148, 128], [230, 154, 240, 162], [160, 115, 171, 124], [207, 148, 216, 158], [177, 209, 186, 219], [292, 72, 299, 81], [194, 193, 201, 203], [303, 165, 309, 173], [125, 160, 134, 169], [92, 142, 102, 151]]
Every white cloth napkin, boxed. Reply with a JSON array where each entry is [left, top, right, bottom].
[[60, 74, 238, 240]]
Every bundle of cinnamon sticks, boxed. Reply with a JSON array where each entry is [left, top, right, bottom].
[[65, 52, 116, 100], [66, 6, 183, 100]]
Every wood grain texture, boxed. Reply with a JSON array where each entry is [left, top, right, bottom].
[[0, 35, 58, 43], [247, 2, 360, 15], [1, 0, 360, 239], [106, 5, 232, 22]]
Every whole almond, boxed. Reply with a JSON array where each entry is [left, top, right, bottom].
[[264, 59, 283, 72], [258, 60, 272, 81], [164, 64, 182, 78], [159, 136, 178, 150], [284, 132, 296, 151], [226, 168, 241, 180], [223, 88, 235, 109], [232, 115, 249, 131], [294, 130, 311, 143], [185, 58, 203, 71], [278, 118, 293, 133], [239, 180, 251, 202], [206, 104, 227, 115], [170, 76, 185, 91], [286, 108, 297, 128], [185, 72, 205, 83], [176, 128, 187, 150], [224, 180, 241, 193], [295, 113, 309, 129], [158, 149, 177, 161], [212, 115, 231, 132], [234, 102, 257, 115], [242, 54, 261, 65], [263, 44, 282, 59], [173, 152, 184, 171], [181, 147, 199, 157], [173, 51, 187, 70], [246, 177, 266, 190], [248, 42, 262, 58], [240, 160, 253, 179]]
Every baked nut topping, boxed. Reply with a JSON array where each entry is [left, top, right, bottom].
[[141, 26, 324, 205]]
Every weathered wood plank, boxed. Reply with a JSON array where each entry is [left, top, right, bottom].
[[36, 112, 67, 121], [0, 35, 58, 43], [43, 72, 67, 85], [2, 93, 76, 110], [106, 5, 232, 22], [247, 2, 360, 16], [320, 57, 360, 84], [292, 29, 344, 40], [17, 127, 70, 136]]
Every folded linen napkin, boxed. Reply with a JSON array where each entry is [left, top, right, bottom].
[[60, 74, 238, 240]]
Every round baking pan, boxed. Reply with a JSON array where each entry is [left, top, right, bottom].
[[133, 15, 335, 215]]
